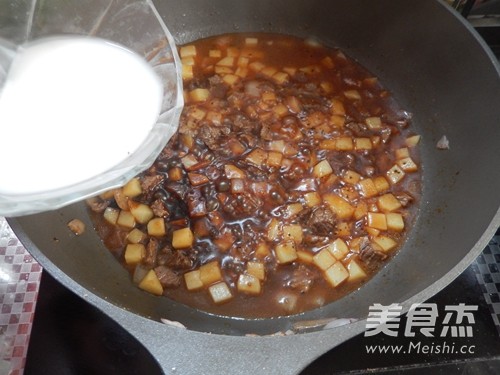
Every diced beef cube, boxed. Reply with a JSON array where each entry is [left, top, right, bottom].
[[86, 197, 109, 212], [287, 265, 317, 294], [141, 175, 165, 200], [298, 206, 337, 236], [143, 238, 159, 267], [151, 199, 169, 218], [154, 266, 181, 288], [359, 237, 387, 266]]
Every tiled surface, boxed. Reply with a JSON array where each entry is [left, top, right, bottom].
[[0, 218, 42, 375]]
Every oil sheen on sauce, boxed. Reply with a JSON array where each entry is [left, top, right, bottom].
[[0, 36, 163, 194]]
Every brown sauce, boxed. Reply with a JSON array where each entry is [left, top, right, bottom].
[[89, 33, 421, 318]]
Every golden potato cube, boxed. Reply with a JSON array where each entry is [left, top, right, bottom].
[[255, 242, 271, 258], [114, 188, 129, 210], [324, 262, 349, 287], [267, 151, 283, 168], [147, 217, 166, 237], [313, 160, 333, 178], [347, 259, 367, 282], [397, 157, 418, 173], [283, 66, 297, 76], [247, 262, 265, 281], [313, 248, 336, 271], [188, 107, 206, 121], [296, 250, 314, 264], [172, 227, 194, 249], [373, 176, 390, 193], [99, 189, 115, 200], [168, 167, 184, 182], [386, 213, 405, 232], [248, 61, 265, 72], [366, 227, 381, 237], [273, 104, 289, 117], [189, 88, 210, 102], [377, 193, 402, 212], [319, 139, 337, 150], [226, 47, 239, 57], [103, 207, 119, 225], [335, 222, 351, 237], [216, 56, 235, 67], [224, 164, 246, 179], [365, 116, 382, 129], [320, 81, 334, 93], [209, 49, 222, 58], [354, 201, 368, 220], [180, 45, 196, 58], [123, 178, 143, 198], [343, 170, 360, 185], [331, 99, 345, 115], [235, 67, 248, 78], [214, 66, 233, 75], [200, 261, 223, 286], [367, 212, 387, 230], [237, 274, 261, 295], [283, 224, 303, 243], [275, 241, 298, 264], [395, 147, 410, 159], [184, 269, 203, 291], [126, 228, 147, 244], [330, 114, 345, 128], [267, 218, 281, 241], [323, 193, 355, 220], [405, 135, 421, 147], [272, 72, 289, 84], [245, 37, 258, 45], [117, 210, 136, 229], [138, 269, 163, 296], [321, 56, 335, 68], [124, 243, 145, 265], [237, 56, 249, 67], [386, 164, 405, 184], [208, 282, 233, 304], [261, 66, 278, 77], [358, 178, 378, 198], [304, 192, 322, 207], [261, 91, 276, 102], [354, 137, 372, 150], [372, 236, 398, 252], [335, 137, 354, 151], [299, 65, 321, 74], [128, 201, 154, 224], [182, 65, 194, 80], [222, 74, 240, 86], [344, 90, 361, 100], [328, 238, 349, 260], [245, 148, 268, 166], [284, 203, 303, 218]]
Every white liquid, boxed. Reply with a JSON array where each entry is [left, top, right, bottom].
[[0, 37, 163, 194]]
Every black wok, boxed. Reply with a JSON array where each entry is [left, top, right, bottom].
[[7, 0, 500, 373]]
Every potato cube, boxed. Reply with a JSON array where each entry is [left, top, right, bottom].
[[354, 137, 372, 150], [209, 49, 222, 58], [377, 193, 402, 212], [114, 188, 129, 210], [335, 222, 351, 237], [367, 212, 387, 230], [272, 72, 289, 84], [245, 37, 258, 45], [313, 160, 333, 178], [335, 137, 354, 151], [366, 227, 381, 237], [323, 193, 355, 220], [224, 164, 246, 179], [237, 56, 249, 67], [405, 135, 421, 147], [255, 242, 271, 258], [395, 147, 410, 159], [213, 230, 235, 252], [324, 262, 349, 287], [235, 67, 249, 78], [343, 170, 361, 185], [267, 218, 281, 241], [208, 282, 233, 304], [283, 66, 297, 76], [168, 167, 184, 181], [299, 65, 321, 74], [347, 259, 367, 282], [189, 88, 210, 102], [261, 66, 278, 77], [354, 201, 368, 220], [200, 261, 223, 286], [248, 61, 265, 72], [284, 203, 303, 218], [138, 269, 163, 296], [237, 274, 261, 295], [313, 248, 336, 271], [273, 104, 289, 117], [319, 139, 337, 150], [128, 201, 154, 224], [328, 238, 349, 260], [222, 74, 240, 86], [304, 192, 322, 207], [124, 243, 145, 265], [373, 176, 390, 193], [275, 241, 298, 264], [365, 116, 382, 129], [283, 224, 303, 243], [126, 228, 147, 244], [321, 56, 335, 68], [386, 213, 405, 232], [245, 148, 268, 166], [180, 45, 196, 58], [397, 157, 418, 172], [103, 207, 119, 225], [123, 178, 143, 198], [331, 99, 345, 115], [267, 151, 283, 168], [182, 65, 194, 80], [358, 178, 378, 198], [386, 164, 405, 184], [320, 81, 334, 93], [372, 236, 398, 252], [247, 262, 265, 281], [117, 210, 136, 229], [296, 250, 314, 264], [184, 269, 203, 291], [214, 66, 233, 75], [147, 217, 166, 237], [172, 227, 194, 249], [216, 56, 235, 67], [330, 114, 345, 128], [344, 90, 361, 100]]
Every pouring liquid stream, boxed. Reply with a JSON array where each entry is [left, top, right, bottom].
[[0, 36, 163, 195]]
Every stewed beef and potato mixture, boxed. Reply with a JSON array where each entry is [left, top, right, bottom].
[[88, 33, 421, 317]]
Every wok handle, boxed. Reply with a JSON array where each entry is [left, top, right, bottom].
[[100, 302, 365, 375]]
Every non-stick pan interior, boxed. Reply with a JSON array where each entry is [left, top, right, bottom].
[[9, 0, 500, 336]]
